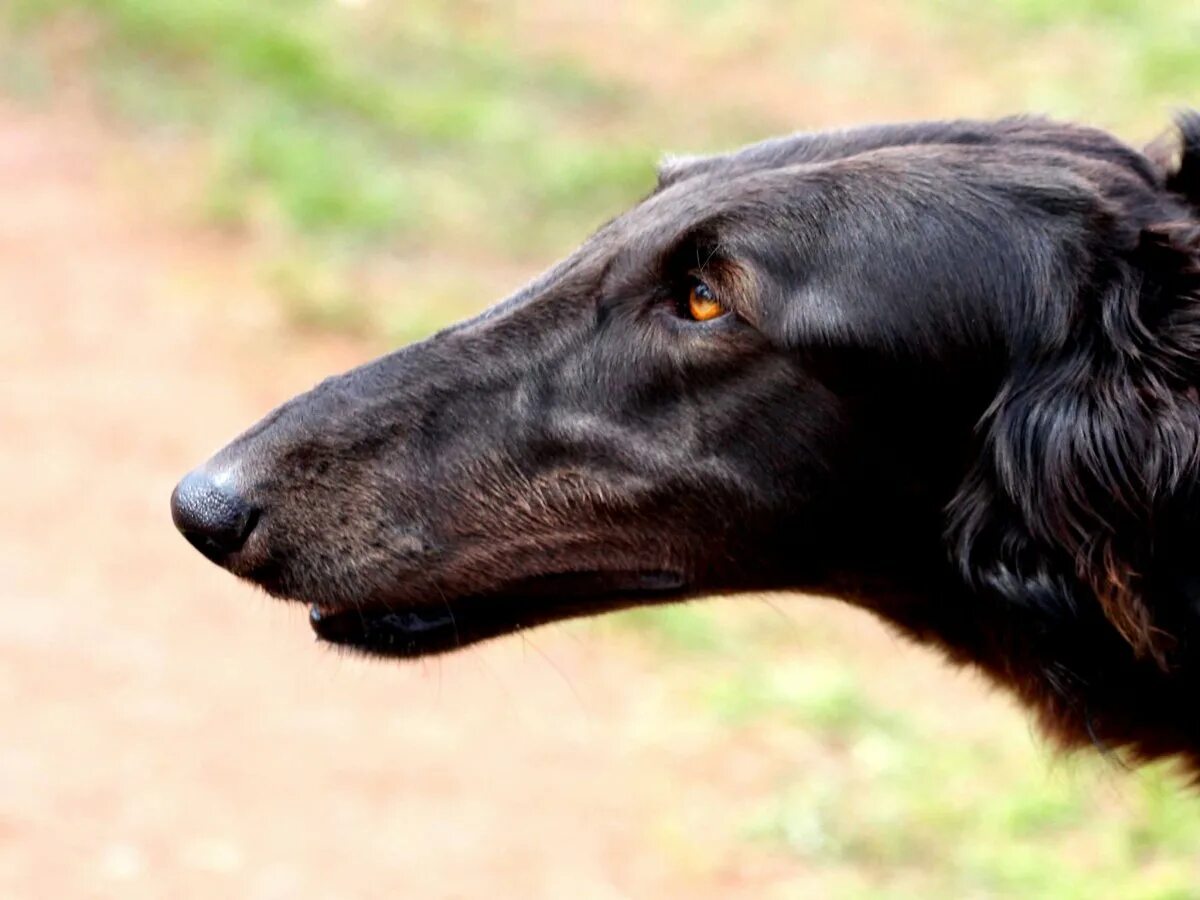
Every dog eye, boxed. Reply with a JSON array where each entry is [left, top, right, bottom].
[[684, 281, 727, 322]]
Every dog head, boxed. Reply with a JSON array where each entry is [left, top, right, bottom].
[[173, 114, 1200, 667]]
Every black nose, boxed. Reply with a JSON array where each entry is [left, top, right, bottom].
[[170, 469, 259, 562]]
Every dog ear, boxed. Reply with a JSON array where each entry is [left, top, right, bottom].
[[1153, 110, 1200, 214], [948, 220, 1200, 668]]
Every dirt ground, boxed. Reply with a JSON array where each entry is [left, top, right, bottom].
[[0, 99, 1022, 899]]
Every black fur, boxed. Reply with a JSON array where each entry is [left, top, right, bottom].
[[174, 113, 1200, 773]]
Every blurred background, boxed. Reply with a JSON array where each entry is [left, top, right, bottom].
[[2, 2, 1199, 897]]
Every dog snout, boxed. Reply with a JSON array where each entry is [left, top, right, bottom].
[[170, 467, 260, 564]]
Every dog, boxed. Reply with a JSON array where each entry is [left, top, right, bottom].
[[173, 112, 1200, 771]]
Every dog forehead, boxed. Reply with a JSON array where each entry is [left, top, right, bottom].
[[487, 120, 1145, 338], [656, 115, 1156, 191], [654, 123, 940, 189]]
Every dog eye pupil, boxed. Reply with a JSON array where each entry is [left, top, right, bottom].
[[687, 281, 725, 322]]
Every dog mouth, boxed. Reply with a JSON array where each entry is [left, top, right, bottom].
[[306, 569, 688, 657]]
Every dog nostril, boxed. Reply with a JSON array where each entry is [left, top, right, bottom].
[[170, 469, 260, 564]]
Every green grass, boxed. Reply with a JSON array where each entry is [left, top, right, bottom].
[[10, 0, 643, 227], [923, 1, 1200, 127], [5, 1, 1200, 895], [2, 0, 672, 334], [5, 0, 1197, 336], [603, 600, 1200, 898]]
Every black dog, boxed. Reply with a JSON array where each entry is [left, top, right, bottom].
[[173, 113, 1200, 771]]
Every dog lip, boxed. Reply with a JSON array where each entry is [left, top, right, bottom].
[[309, 603, 456, 646], [306, 569, 688, 656]]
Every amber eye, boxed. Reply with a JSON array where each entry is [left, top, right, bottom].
[[686, 281, 726, 322]]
